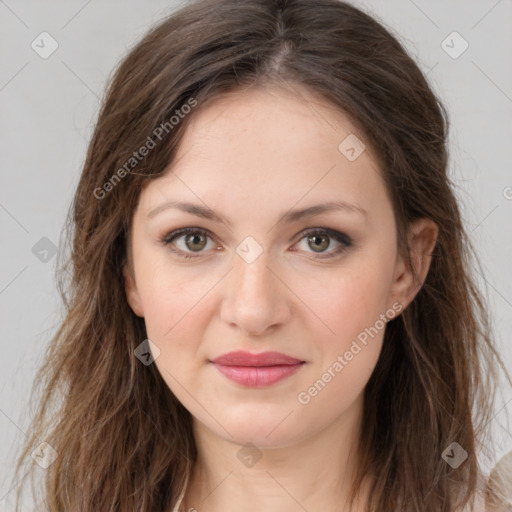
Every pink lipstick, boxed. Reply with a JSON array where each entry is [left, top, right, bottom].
[[210, 351, 305, 387]]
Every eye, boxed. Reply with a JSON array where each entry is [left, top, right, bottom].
[[161, 228, 217, 259], [161, 227, 353, 260], [294, 228, 352, 259]]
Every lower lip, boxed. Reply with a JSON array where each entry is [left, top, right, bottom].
[[212, 363, 304, 387]]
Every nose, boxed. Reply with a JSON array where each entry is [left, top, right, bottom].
[[220, 248, 292, 337]]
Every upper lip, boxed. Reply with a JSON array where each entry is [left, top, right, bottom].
[[210, 351, 304, 367]]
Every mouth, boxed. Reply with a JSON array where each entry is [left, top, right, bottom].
[[210, 351, 305, 387]]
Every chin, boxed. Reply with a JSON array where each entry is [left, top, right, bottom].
[[227, 425, 301, 450], [207, 403, 307, 448]]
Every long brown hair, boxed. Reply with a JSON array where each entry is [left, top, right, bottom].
[[13, 0, 510, 510]]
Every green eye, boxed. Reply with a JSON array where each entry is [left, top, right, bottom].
[[162, 227, 352, 260], [184, 232, 208, 252], [163, 228, 213, 258], [307, 233, 330, 252], [295, 228, 352, 258]]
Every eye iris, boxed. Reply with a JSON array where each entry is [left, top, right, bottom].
[[186, 232, 207, 251], [308, 234, 329, 252]]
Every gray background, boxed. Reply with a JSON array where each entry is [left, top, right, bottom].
[[1, 0, 511, 509]]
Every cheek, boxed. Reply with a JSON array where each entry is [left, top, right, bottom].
[[293, 256, 394, 397], [138, 267, 208, 391], [330, 271, 390, 339], [135, 254, 212, 336], [133, 254, 221, 387], [295, 270, 390, 416], [292, 258, 394, 346]]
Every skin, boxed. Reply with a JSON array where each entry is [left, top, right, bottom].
[[123, 84, 438, 512]]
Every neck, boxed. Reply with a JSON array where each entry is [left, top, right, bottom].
[[182, 394, 370, 512]]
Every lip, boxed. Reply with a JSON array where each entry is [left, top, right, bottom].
[[210, 351, 305, 387]]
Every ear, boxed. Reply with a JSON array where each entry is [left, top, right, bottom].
[[123, 262, 144, 317], [388, 218, 438, 312]]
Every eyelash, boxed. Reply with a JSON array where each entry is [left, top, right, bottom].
[[160, 227, 353, 260]]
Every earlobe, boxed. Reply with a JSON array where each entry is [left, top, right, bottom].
[[389, 218, 439, 311], [123, 263, 144, 317]]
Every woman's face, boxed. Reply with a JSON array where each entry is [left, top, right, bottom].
[[124, 85, 428, 448]]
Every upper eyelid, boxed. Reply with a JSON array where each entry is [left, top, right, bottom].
[[164, 226, 347, 240]]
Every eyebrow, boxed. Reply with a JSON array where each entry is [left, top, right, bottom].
[[145, 200, 367, 226]]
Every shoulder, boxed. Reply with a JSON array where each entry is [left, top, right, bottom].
[[484, 451, 512, 512]]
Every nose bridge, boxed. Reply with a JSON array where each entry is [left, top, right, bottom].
[[233, 235, 274, 295], [235, 249, 273, 298], [221, 239, 290, 335]]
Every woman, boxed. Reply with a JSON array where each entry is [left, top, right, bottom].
[[13, 0, 511, 510]]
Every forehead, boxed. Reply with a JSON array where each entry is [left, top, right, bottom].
[[175, 84, 363, 162], [138, 85, 390, 226]]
